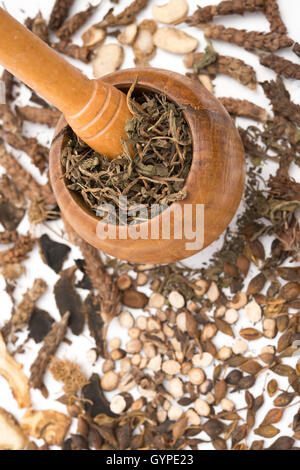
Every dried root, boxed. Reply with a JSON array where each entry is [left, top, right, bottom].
[[21, 410, 71, 446], [219, 97, 269, 122], [0, 408, 28, 450]]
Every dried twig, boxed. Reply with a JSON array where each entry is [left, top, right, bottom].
[[220, 97, 269, 122]]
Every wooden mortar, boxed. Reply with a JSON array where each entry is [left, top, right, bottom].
[[49, 68, 245, 264]]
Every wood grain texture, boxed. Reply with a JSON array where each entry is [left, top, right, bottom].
[[49, 68, 245, 264]]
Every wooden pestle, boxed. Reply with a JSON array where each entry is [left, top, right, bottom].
[[0, 8, 132, 159]]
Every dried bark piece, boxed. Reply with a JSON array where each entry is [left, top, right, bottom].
[[97, 0, 149, 28], [12, 278, 47, 331], [77, 239, 121, 324], [52, 40, 92, 63], [0, 408, 28, 450], [153, 0, 189, 24], [264, 0, 287, 34], [84, 293, 107, 358], [16, 105, 60, 127], [0, 128, 49, 173], [261, 77, 300, 127], [220, 98, 268, 122], [25, 11, 49, 43], [260, 54, 300, 80], [92, 43, 124, 78], [56, 4, 99, 40], [49, 0, 75, 31], [186, 0, 264, 25], [118, 23, 138, 45], [82, 26, 106, 49], [185, 52, 257, 89], [0, 234, 35, 267], [28, 308, 55, 343], [0, 333, 31, 408], [0, 145, 55, 206], [39, 234, 70, 273], [21, 410, 71, 446], [133, 20, 157, 65], [153, 26, 198, 54], [204, 25, 293, 52], [82, 373, 116, 418], [29, 311, 70, 390], [54, 266, 85, 335], [50, 358, 88, 401]]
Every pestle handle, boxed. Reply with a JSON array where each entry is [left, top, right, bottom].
[[0, 8, 132, 159]]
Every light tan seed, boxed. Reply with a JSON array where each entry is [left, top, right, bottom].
[[194, 398, 210, 417], [221, 398, 235, 412], [201, 323, 217, 341], [120, 358, 131, 375], [152, 0, 189, 24], [131, 397, 145, 411], [261, 345, 275, 355], [148, 354, 162, 372], [206, 392, 215, 405], [136, 315, 147, 329], [168, 405, 183, 421], [168, 291, 185, 309], [263, 318, 276, 339], [217, 346, 232, 361], [181, 362, 192, 374], [128, 327, 141, 339], [117, 273, 132, 291], [162, 359, 180, 375], [215, 306, 226, 318], [117, 22, 138, 46], [144, 343, 157, 358], [192, 352, 213, 368], [110, 349, 126, 361], [119, 311, 134, 329], [206, 282, 219, 302], [101, 371, 119, 391], [149, 292, 165, 309], [188, 367, 205, 385], [126, 339, 142, 354], [147, 318, 161, 330], [138, 386, 156, 399], [225, 308, 239, 324], [86, 348, 97, 365], [168, 378, 183, 398], [157, 409, 167, 423], [245, 300, 262, 323], [136, 272, 148, 287], [140, 358, 148, 369], [232, 339, 248, 355], [229, 292, 247, 309], [110, 395, 126, 414], [194, 279, 208, 296], [186, 409, 201, 425], [131, 354, 141, 366], [176, 312, 186, 332], [102, 359, 115, 373], [163, 323, 174, 337], [109, 337, 121, 349]]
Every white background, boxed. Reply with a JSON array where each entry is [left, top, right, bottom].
[[0, 0, 300, 450]]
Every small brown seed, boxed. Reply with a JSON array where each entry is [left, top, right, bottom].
[[110, 349, 126, 361], [102, 359, 115, 373], [101, 371, 119, 391], [194, 279, 208, 296], [117, 273, 132, 291], [188, 367, 205, 385], [131, 397, 146, 411]]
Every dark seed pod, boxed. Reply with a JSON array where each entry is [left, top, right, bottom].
[[70, 434, 89, 450], [88, 426, 103, 450], [225, 369, 243, 385]]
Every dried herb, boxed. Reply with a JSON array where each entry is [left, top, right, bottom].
[[25, 12, 49, 43], [186, 0, 265, 25], [56, 4, 99, 40], [29, 311, 70, 390], [260, 54, 300, 80], [62, 83, 192, 222], [97, 0, 149, 28], [39, 234, 70, 273], [49, 0, 75, 31], [220, 98, 268, 122], [54, 266, 85, 335], [204, 25, 293, 52], [264, 0, 287, 34], [52, 40, 92, 63], [28, 308, 55, 343]]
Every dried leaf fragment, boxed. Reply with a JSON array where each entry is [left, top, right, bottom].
[[153, 0, 188, 25], [0, 408, 28, 450], [153, 26, 198, 54], [92, 43, 124, 78], [21, 410, 71, 446], [0, 333, 31, 408]]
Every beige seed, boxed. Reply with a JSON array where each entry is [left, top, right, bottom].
[[221, 398, 235, 412], [138, 386, 156, 399], [102, 359, 115, 373], [126, 339, 142, 354], [110, 395, 126, 414], [128, 327, 141, 339], [156, 309, 167, 322], [131, 354, 141, 366], [119, 311, 134, 329], [206, 282, 219, 302], [201, 323, 217, 341], [198, 74, 214, 94], [148, 354, 162, 372], [245, 300, 262, 323], [194, 279, 208, 296], [136, 315, 147, 329], [224, 308, 239, 324], [187, 300, 198, 312], [263, 318, 276, 339], [232, 339, 248, 355], [229, 292, 247, 309], [217, 346, 232, 361], [163, 323, 174, 337], [118, 373, 136, 392], [136, 272, 148, 287], [92, 43, 124, 78], [140, 358, 148, 369], [188, 367, 205, 385], [181, 362, 192, 374], [110, 349, 126, 361], [120, 358, 131, 375], [82, 26, 106, 48], [194, 398, 210, 417], [163, 400, 171, 411], [149, 292, 165, 309], [168, 291, 185, 309], [168, 378, 183, 398], [147, 318, 161, 330], [176, 312, 186, 332], [261, 345, 275, 355], [144, 343, 157, 358], [153, 0, 188, 24], [162, 359, 180, 375], [186, 409, 201, 426], [157, 409, 167, 423], [192, 352, 213, 368], [168, 405, 183, 421], [215, 306, 226, 318], [176, 351, 184, 363], [109, 337, 121, 349], [101, 371, 119, 391], [153, 26, 198, 54], [206, 392, 215, 405]]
